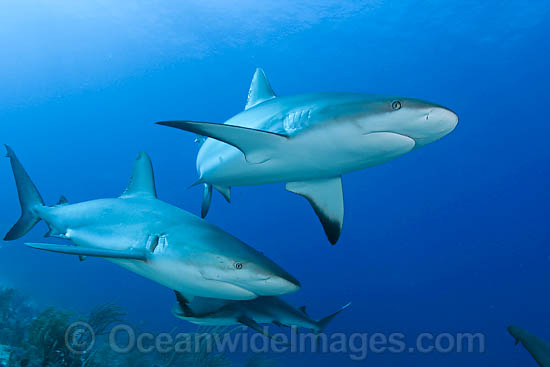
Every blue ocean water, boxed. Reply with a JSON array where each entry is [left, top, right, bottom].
[[0, 1, 549, 365]]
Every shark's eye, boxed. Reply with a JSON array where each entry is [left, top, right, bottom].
[[234, 262, 243, 270], [391, 100, 402, 110]]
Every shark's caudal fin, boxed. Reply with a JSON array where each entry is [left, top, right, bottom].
[[245, 68, 276, 110], [316, 302, 351, 333], [156, 120, 288, 164], [4, 145, 45, 241], [120, 152, 157, 199], [286, 176, 344, 245]]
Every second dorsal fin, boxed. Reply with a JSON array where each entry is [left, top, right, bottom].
[[245, 68, 276, 110], [121, 152, 157, 199]]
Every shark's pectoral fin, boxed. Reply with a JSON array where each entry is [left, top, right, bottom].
[[238, 315, 265, 334], [25, 243, 150, 261], [174, 291, 195, 317], [286, 176, 344, 245], [156, 120, 288, 164], [238, 315, 285, 343]]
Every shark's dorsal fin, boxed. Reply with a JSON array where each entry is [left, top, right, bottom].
[[56, 195, 69, 206], [245, 68, 276, 110], [286, 176, 344, 245], [121, 152, 157, 199], [299, 306, 308, 315]]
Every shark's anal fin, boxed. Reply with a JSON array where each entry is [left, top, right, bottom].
[[156, 121, 288, 164], [245, 68, 276, 110], [286, 176, 344, 245], [24, 243, 150, 261]]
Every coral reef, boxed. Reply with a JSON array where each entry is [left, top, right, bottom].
[[0, 288, 276, 367]]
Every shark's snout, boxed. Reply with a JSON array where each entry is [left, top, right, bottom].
[[428, 107, 459, 135], [407, 105, 458, 147]]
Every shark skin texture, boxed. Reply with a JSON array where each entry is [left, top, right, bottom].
[[3, 146, 300, 301], [172, 291, 350, 339], [157, 68, 458, 244], [509, 325, 550, 366]]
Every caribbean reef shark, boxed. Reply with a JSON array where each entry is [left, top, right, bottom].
[[508, 325, 550, 366], [3, 146, 300, 300], [172, 291, 350, 338], [157, 68, 459, 244]]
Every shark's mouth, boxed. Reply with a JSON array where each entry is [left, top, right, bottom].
[[199, 271, 260, 299]]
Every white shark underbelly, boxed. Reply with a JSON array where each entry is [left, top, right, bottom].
[[198, 130, 416, 186]]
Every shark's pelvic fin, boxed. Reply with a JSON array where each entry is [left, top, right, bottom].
[[25, 243, 150, 261], [214, 185, 231, 203], [43, 225, 68, 239], [286, 176, 344, 245], [245, 68, 276, 110], [121, 151, 157, 199], [201, 183, 212, 218], [156, 121, 288, 164], [4, 145, 45, 241]]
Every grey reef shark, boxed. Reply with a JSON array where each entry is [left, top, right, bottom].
[[172, 291, 350, 339], [3, 146, 300, 301], [509, 325, 550, 366], [157, 68, 459, 244]]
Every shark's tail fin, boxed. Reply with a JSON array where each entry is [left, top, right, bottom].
[[316, 302, 351, 333], [4, 145, 45, 241]]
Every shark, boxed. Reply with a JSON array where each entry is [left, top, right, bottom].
[[508, 325, 550, 366], [172, 291, 350, 338], [157, 68, 459, 244], [3, 146, 300, 301]]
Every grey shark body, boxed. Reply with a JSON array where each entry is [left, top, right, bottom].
[[158, 68, 458, 244], [172, 291, 350, 336], [4, 146, 300, 300], [509, 325, 550, 366]]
